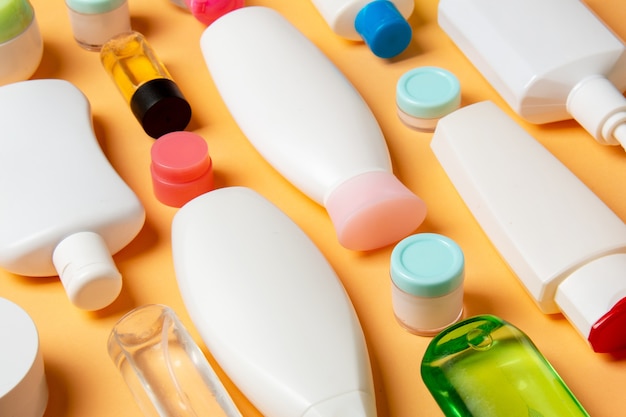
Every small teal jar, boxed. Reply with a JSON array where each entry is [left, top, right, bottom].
[[396, 66, 461, 131], [65, 0, 131, 51], [390, 233, 465, 335]]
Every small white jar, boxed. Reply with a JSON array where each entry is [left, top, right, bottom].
[[0, 298, 48, 417], [66, 0, 131, 51], [0, 0, 43, 86], [396, 66, 461, 132], [390, 233, 465, 335]]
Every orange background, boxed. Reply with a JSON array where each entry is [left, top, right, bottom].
[[3, 0, 626, 416]]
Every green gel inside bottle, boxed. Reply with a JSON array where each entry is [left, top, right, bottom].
[[421, 315, 590, 417]]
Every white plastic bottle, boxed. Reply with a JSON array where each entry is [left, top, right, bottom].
[[309, 0, 414, 58], [0, 80, 145, 311], [439, 0, 626, 150], [431, 101, 626, 353], [172, 187, 377, 417], [200, 7, 426, 251]]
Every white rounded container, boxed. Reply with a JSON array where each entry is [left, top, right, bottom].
[[0, 80, 145, 310], [0, 0, 43, 85], [0, 298, 48, 417]]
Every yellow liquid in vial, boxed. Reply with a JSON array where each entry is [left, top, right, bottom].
[[101, 32, 172, 103]]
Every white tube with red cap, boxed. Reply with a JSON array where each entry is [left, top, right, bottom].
[[431, 101, 626, 353]]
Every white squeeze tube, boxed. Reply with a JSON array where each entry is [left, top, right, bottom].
[[172, 187, 377, 417], [438, 0, 626, 150], [200, 6, 426, 251], [0, 79, 145, 311], [309, 0, 414, 58], [430, 101, 626, 354]]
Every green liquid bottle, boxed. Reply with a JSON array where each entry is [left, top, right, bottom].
[[421, 315, 590, 417]]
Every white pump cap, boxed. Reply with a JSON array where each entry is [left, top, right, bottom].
[[567, 75, 626, 150], [555, 253, 626, 353], [52, 231, 122, 311]]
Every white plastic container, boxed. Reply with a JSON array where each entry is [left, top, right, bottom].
[[0, 79, 145, 311], [439, 0, 626, 150], [0, 0, 43, 85], [200, 6, 426, 251], [0, 298, 48, 417], [431, 101, 626, 353], [172, 187, 377, 417], [310, 0, 414, 58]]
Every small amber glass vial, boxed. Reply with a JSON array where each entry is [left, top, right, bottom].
[[100, 31, 192, 138]]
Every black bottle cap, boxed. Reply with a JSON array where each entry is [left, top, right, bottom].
[[130, 78, 192, 139]]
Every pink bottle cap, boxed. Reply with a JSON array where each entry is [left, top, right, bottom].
[[151, 131, 214, 207], [325, 171, 427, 251], [185, 0, 244, 25]]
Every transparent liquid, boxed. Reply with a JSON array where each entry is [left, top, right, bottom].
[[421, 315, 590, 417], [108, 304, 242, 417]]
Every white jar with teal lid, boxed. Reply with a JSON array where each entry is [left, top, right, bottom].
[[390, 233, 465, 335], [66, 0, 131, 51], [0, 0, 43, 85], [396, 66, 461, 131]]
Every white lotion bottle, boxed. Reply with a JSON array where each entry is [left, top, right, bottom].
[[431, 101, 626, 353], [0, 79, 145, 311], [309, 0, 414, 58], [172, 187, 377, 417], [438, 0, 626, 150], [200, 7, 426, 251]]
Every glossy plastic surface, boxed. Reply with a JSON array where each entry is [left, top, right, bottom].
[[421, 315, 590, 417]]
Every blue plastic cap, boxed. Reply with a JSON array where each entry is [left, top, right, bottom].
[[391, 233, 464, 297], [355, 0, 412, 59]]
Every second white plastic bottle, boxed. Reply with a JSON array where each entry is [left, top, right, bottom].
[[172, 187, 377, 417], [0, 80, 145, 311], [200, 6, 426, 251], [439, 0, 626, 150]]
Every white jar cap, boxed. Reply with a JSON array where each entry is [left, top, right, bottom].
[[0, 298, 48, 417], [52, 231, 123, 311]]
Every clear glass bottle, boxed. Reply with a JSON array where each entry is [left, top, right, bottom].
[[100, 31, 192, 138], [108, 304, 242, 417], [421, 315, 590, 417]]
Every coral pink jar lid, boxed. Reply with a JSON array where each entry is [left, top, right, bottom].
[[151, 131, 211, 182], [150, 131, 214, 207]]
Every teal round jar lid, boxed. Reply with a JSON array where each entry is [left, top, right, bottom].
[[396, 66, 461, 119], [391, 233, 464, 297], [66, 0, 126, 14]]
